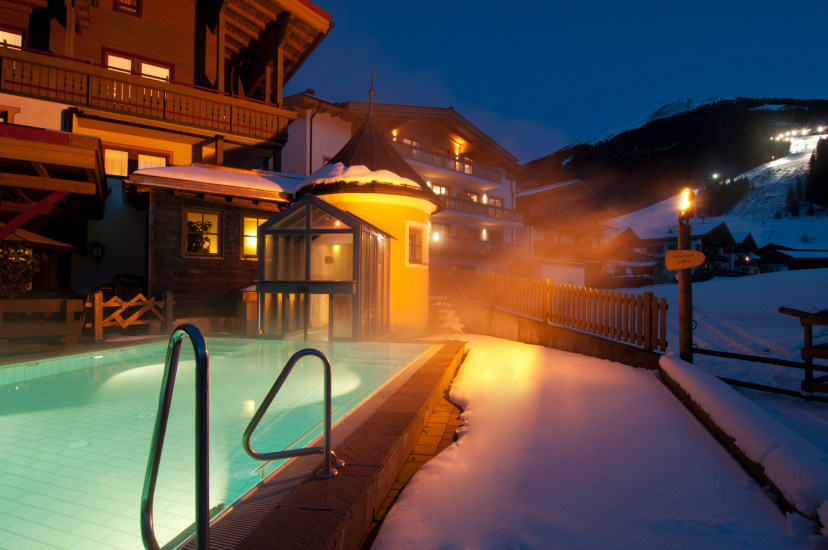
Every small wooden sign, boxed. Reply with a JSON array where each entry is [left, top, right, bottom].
[[665, 250, 705, 270]]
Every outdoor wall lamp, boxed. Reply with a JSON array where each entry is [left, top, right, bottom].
[[90, 242, 105, 264]]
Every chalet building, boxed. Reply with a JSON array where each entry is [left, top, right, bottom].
[[604, 221, 758, 283], [0, 0, 333, 311], [513, 179, 607, 285], [281, 92, 525, 273], [756, 246, 828, 272]]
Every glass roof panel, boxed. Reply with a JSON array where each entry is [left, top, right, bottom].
[[310, 205, 351, 230], [265, 205, 306, 231]]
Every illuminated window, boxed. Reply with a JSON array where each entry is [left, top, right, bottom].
[[140, 62, 170, 81], [0, 29, 23, 48], [406, 221, 428, 267], [105, 51, 171, 81], [241, 215, 269, 259], [104, 147, 169, 176], [432, 223, 450, 243], [114, 0, 140, 16], [138, 153, 166, 169], [431, 183, 449, 196], [462, 190, 479, 202], [408, 228, 424, 264], [486, 196, 503, 209], [183, 208, 222, 257], [402, 138, 421, 161], [104, 149, 129, 176], [106, 53, 133, 74]]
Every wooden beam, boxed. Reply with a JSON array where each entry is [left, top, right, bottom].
[[64, 0, 76, 57], [217, 2, 227, 92], [0, 191, 69, 240], [32, 162, 50, 178], [275, 13, 290, 106], [0, 139, 98, 169], [226, 2, 266, 32], [0, 172, 97, 195]]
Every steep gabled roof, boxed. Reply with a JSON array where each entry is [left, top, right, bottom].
[[296, 116, 442, 210]]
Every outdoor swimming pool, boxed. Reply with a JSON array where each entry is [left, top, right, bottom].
[[0, 337, 433, 549]]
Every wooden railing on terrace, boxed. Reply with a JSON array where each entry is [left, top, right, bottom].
[[391, 140, 502, 183], [0, 47, 294, 141], [441, 196, 522, 222], [430, 235, 512, 258], [448, 269, 669, 352]]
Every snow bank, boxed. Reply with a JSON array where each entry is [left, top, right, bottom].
[[660, 353, 828, 533]]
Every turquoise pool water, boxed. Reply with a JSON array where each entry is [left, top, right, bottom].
[[0, 338, 431, 549]]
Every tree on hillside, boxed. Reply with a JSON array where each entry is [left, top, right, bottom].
[[786, 183, 800, 216], [806, 138, 828, 207], [697, 175, 750, 217]]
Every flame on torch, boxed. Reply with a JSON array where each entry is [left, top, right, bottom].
[[680, 188, 692, 213]]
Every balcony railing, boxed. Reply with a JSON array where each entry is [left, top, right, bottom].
[[391, 140, 502, 183], [439, 196, 522, 223], [0, 47, 295, 142], [430, 235, 511, 258]]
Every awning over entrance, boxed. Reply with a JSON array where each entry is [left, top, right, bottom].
[[0, 124, 106, 239], [0, 222, 76, 251]]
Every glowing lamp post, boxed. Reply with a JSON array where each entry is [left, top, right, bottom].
[[678, 188, 694, 363]]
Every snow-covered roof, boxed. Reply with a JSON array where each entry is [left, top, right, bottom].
[[297, 162, 423, 191], [515, 179, 581, 198], [773, 250, 828, 260], [127, 164, 303, 200]]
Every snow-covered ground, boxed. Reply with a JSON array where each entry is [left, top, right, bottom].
[[372, 269, 828, 549]]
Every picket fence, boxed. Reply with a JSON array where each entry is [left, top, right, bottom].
[[449, 270, 669, 352]]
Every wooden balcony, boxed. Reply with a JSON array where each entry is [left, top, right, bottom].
[[0, 47, 296, 143], [430, 235, 512, 258], [440, 196, 522, 223], [391, 140, 502, 183]]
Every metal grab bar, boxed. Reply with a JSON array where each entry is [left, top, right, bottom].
[[140, 324, 210, 550], [243, 348, 345, 479]]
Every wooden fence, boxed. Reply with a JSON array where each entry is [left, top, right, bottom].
[[0, 298, 84, 345], [448, 270, 669, 352], [85, 291, 174, 342]]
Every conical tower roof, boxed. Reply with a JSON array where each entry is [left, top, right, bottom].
[[296, 116, 442, 210]]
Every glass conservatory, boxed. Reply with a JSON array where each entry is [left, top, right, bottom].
[[256, 196, 390, 341]]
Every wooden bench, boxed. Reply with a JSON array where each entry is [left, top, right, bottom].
[[779, 307, 828, 393], [0, 298, 84, 345]]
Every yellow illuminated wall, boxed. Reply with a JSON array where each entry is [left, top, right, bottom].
[[319, 192, 437, 338]]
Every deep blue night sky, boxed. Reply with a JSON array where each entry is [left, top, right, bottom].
[[286, 1, 828, 163]]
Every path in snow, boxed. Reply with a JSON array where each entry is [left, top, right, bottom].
[[372, 336, 814, 549]]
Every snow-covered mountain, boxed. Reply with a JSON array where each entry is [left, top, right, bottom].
[[604, 135, 828, 249], [577, 97, 731, 146]]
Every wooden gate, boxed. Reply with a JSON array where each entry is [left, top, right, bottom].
[[85, 290, 174, 342]]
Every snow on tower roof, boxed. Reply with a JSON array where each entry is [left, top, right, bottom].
[[296, 115, 442, 209]]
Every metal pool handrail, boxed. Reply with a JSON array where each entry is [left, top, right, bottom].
[[140, 324, 210, 550], [242, 348, 345, 479]]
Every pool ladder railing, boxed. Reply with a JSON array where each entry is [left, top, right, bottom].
[[242, 348, 345, 478], [140, 324, 210, 550], [139, 327, 343, 550]]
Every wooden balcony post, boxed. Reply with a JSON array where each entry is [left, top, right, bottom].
[[164, 290, 174, 331], [93, 290, 103, 342]]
